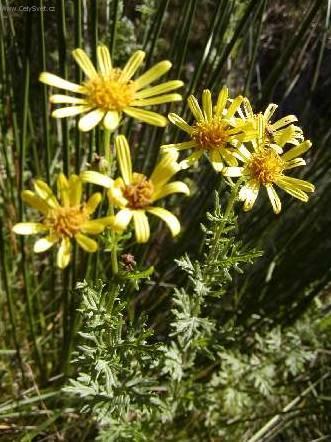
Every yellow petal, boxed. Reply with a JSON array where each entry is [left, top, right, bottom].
[[273, 125, 303, 147], [210, 150, 224, 172], [281, 140, 312, 162], [68, 174, 82, 206], [241, 97, 254, 119], [150, 151, 180, 191], [147, 207, 180, 237], [167, 113, 193, 134], [266, 185, 281, 214], [221, 148, 238, 167], [114, 208, 133, 231], [180, 151, 203, 169], [21, 190, 49, 215], [283, 158, 306, 170], [222, 167, 243, 177], [97, 45, 112, 75], [215, 86, 229, 117], [78, 109, 105, 132], [33, 180, 59, 209], [97, 215, 115, 227], [135, 60, 172, 89], [75, 233, 98, 252], [226, 95, 244, 118], [134, 80, 184, 99], [52, 106, 90, 118], [57, 173, 70, 207], [187, 95, 204, 121], [123, 107, 168, 127], [263, 103, 278, 122], [153, 181, 190, 200], [233, 144, 251, 162], [50, 95, 88, 104], [80, 221, 105, 234], [161, 140, 198, 152], [272, 115, 298, 130], [33, 235, 57, 253], [133, 210, 150, 243], [276, 176, 315, 193], [276, 180, 309, 202], [13, 222, 47, 235], [132, 93, 182, 107], [57, 237, 71, 268], [86, 192, 102, 214], [202, 89, 213, 121], [103, 111, 120, 131], [39, 72, 86, 93], [107, 180, 128, 208], [239, 181, 260, 211], [81, 171, 113, 189], [72, 48, 98, 78], [115, 135, 133, 185], [121, 50, 145, 81]]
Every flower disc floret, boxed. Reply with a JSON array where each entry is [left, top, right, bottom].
[[46, 205, 89, 237], [84, 69, 137, 111], [123, 174, 154, 209], [192, 118, 230, 151], [248, 149, 285, 185]]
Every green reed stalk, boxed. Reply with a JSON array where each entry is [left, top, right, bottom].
[[145, 0, 169, 67], [207, 0, 262, 89], [110, 0, 120, 58], [187, 0, 226, 97], [56, 0, 69, 175], [261, 0, 324, 103], [174, 0, 197, 78], [0, 219, 25, 383], [244, 0, 267, 95], [74, 0, 82, 174], [19, 13, 45, 381]]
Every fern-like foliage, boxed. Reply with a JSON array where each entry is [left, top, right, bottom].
[[63, 280, 162, 440]]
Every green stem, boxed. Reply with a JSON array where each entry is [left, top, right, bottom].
[[103, 128, 112, 166], [103, 129, 118, 275], [209, 179, 242, 264]]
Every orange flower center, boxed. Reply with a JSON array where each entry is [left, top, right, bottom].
[[123, 174, 154, 209], [192, 118, 231, 150], [248, 149, 284, 185], [84, 68, 136, 111], [46, 206, 88, 237]]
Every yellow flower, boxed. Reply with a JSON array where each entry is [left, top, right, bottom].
[[161, 87, 252, 172], [238, 98, 304, 149], [39, 45, 183, 132], [12, 174, 113, 268], [81, 135, 190, 243], [223, 115, 315, 214]]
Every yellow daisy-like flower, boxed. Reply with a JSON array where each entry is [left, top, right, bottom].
[[223, 115, 315, 214], [161, 87, 253, 172], [81, 135, 190, 243], [39, 45, 183, 132], [12, 174, 113, 268], [238, 98, 304, 150]]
